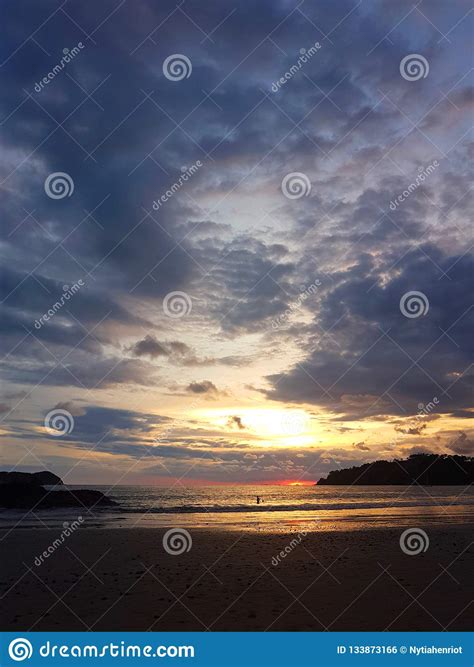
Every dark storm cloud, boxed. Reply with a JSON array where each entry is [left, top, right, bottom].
[[0, 0, 426, 311], [127, 334, 250, 367], [53, 401, 86, 417], [0, 267, 140, 327], [127, 335, 169, 359], [2, 355, 160, 389], [0, 267, 152, 363], [45, 405, 171, 449], [0, 307, 102, 359], [196, 237, 296, 332], [266, 248, 474, 418], [186, 380, 219, 395]]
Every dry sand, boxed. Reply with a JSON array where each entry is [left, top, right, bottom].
[[1, 525, 472, 631]]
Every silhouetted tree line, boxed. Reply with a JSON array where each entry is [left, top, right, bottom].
[[317, 454, 473, 485]]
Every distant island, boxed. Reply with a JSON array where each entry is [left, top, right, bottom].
[[317, 454, 474, 485], [0, 470, 116, 509]]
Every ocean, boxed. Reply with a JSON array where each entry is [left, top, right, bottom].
[[2, 484, 473, 532]]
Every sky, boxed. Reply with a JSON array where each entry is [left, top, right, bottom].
[[0, 0, 473, 485]]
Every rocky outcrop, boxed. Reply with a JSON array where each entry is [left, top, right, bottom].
[[0, 471, 116, 509], [0, 471, 63, 486], [0, 484, 116, 509]]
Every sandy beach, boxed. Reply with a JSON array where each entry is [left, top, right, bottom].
[[1, 525, 472, 632]]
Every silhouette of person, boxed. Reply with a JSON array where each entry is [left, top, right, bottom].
[[256, 496, 260, 504]]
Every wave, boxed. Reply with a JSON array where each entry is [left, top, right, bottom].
[[105, 498, 474, 515]]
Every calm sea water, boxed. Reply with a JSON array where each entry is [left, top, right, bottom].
[[2, 485, 474, 532]]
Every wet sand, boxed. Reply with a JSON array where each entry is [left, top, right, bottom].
[[1, 525, 472, 631]]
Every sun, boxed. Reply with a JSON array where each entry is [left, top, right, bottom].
[[285, 480, 315, 486], [194, 407, 314, 446]]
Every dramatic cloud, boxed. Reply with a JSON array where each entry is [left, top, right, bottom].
[[395, 423, 427, 436], [448, 432, 474, 456], [265, 250, 473, 419], [186, 380, 219, 395], [1, 0, 472, 482], [353, 442, 370, 451], [127, 335, 169, 359], [227, 416, 245, 430]]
